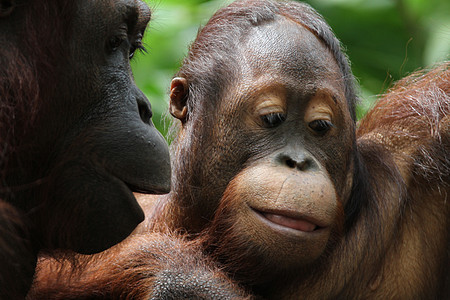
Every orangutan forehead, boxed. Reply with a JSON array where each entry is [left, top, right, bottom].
[[78, 0, 150, 33], [239, 17, 342, 86], [114, 0, 151, 30]]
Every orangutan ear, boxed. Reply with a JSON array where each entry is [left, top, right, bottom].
[[169, 77, 189, 123], [0, 0, 17, 18]]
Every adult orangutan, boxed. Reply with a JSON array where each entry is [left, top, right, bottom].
[[29, 0, 449, 298], [0, 0, 171, 298]]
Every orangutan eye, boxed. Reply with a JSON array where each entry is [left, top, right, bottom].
[[129, 35, 147, 60], [261, 112, 286, 128], [109, 36, 125, 52], [309, 119, 334, 134]]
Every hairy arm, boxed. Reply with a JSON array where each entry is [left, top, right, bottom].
[[28, 232, 250, 299]]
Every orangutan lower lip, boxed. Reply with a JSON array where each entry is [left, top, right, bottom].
[[262, 212, 318, 232], [250, 207, 324, 233]]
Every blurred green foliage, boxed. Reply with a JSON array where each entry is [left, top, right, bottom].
[[132, 0, 449, 137]]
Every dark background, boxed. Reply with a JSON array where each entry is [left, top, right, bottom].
[[134, 0, 449, 139]]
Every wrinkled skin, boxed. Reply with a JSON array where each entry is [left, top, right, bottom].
[[221, 19, 352, 270], [31, 0, 171, 254], [5, 0, 171, 254]]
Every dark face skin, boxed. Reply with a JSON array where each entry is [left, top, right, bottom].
[[7, 0, 171, 254], [172, 17, 355, 272]]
